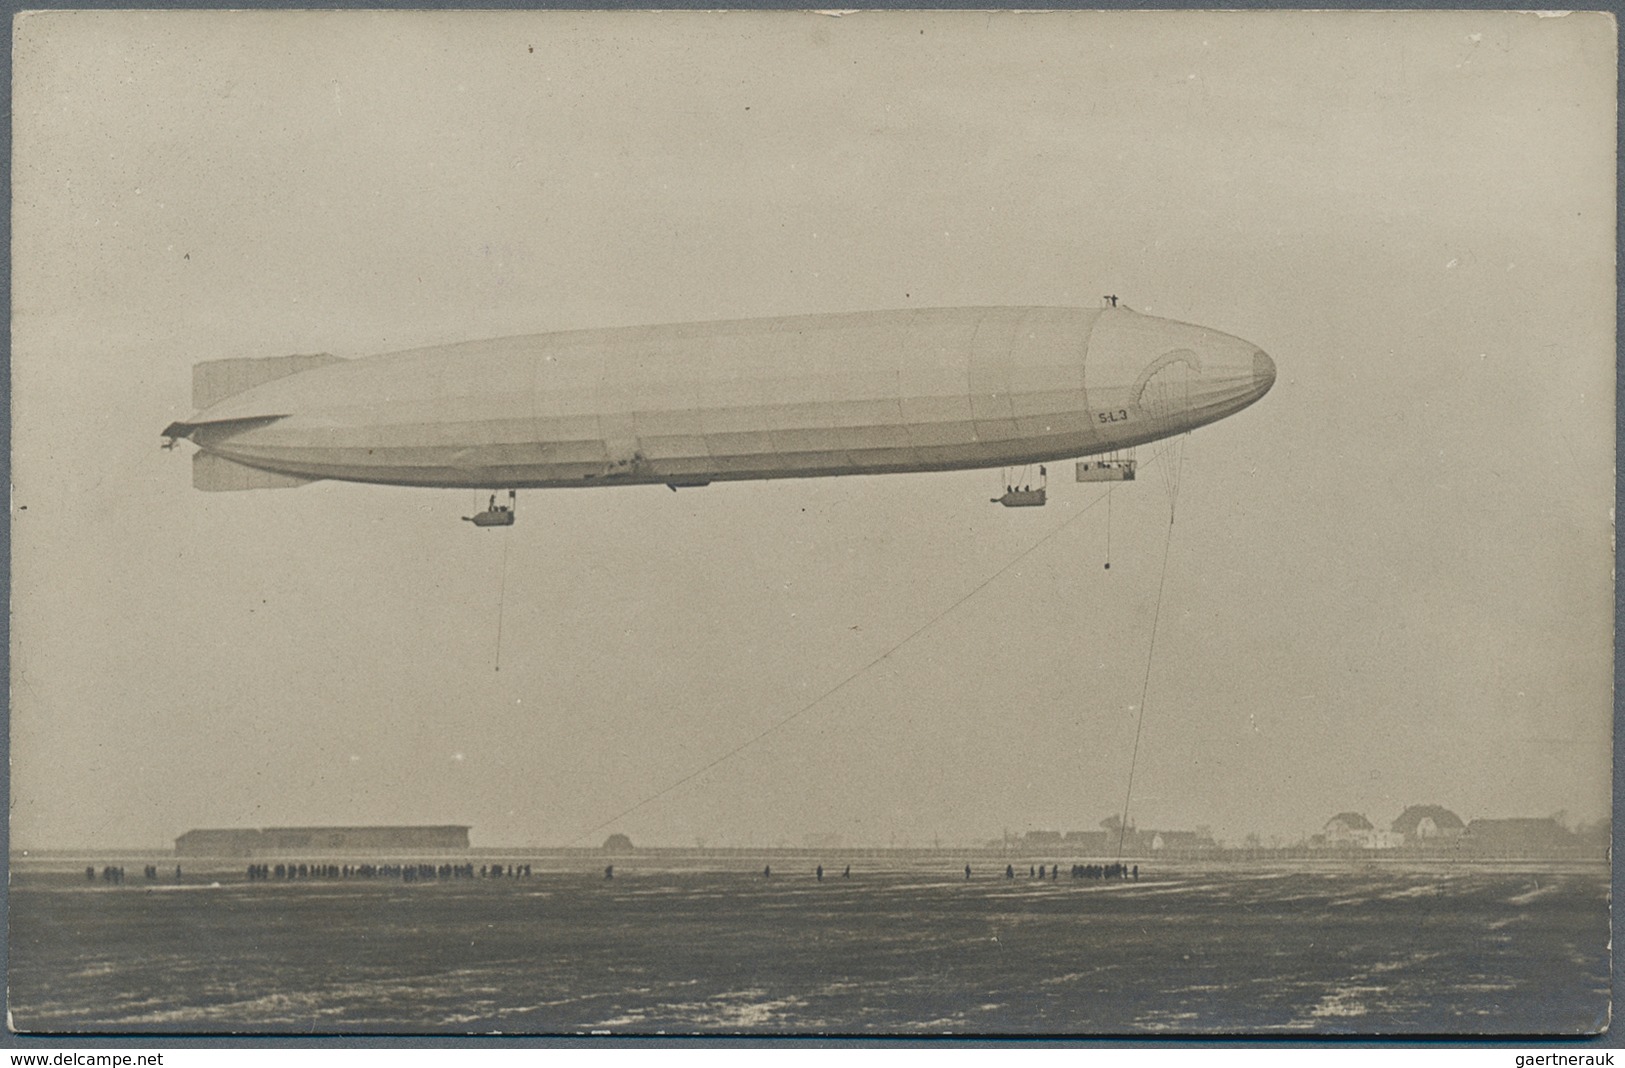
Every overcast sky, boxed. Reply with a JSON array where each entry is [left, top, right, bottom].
[[11, 10, 1615, 850]]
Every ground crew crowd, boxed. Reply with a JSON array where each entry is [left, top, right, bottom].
[[84, 859, 1145, 885], [244, 862, 534, 881]]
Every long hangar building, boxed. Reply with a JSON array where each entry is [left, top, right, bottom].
[[175, 826, 470, 857]]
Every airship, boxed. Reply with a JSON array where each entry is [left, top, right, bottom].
[[162, 303, 1274, 522]]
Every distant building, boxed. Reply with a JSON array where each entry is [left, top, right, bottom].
[[1063, 830, 1112, 853], [1007, 824, 1212, 856], [1391, 805, 1465, 844], [175, 825, 470, 857], [1323, 812, 1374, 844], [1150, 831, 1212, 851], [172, 828, 258, 856], [1464, 818, 1575, 855], [1314, 812, 1401, 850]]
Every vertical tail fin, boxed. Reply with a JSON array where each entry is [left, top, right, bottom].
[[193, 353, 344, 409]]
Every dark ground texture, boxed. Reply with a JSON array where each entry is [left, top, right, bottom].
[[7, 861, 1608, 1035]]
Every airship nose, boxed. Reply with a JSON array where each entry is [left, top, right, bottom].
[[1253, 349, 1276, 396]]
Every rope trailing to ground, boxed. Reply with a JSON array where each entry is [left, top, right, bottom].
[[494, 527, 511, 672], [577, 442, 1188, 846], [573, 479, 1135, 844], [1115, 451, 1182, 858]]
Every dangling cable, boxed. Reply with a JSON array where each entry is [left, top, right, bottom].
[[576, 445, 1188, 845], [1104, 483, 1113, 570], [1116, 484, 1178, 858], [493, 527, 511, 673], [1159, 432, 1188, 525], [572, 480, 1132, 844]]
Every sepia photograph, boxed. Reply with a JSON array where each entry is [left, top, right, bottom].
[[7, 8, 1615, 1037]]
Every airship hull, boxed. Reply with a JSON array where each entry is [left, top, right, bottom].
[[166, 306, 1274, 491]]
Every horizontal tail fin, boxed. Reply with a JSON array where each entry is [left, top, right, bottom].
[[193, 353, 344, 409], [193, 452, 313, 492], [164, 413, 287, 443]]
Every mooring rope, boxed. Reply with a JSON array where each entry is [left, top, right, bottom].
[[493, 527, 511, 673], [575, 442, 1193, 844], [571, 478, 1140, 844], [1115, 463, 1181, 857]]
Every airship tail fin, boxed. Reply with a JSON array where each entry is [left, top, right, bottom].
[[193, 353, 345, 409], [193, 452, 314, 492]]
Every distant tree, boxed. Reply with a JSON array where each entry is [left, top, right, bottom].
[[602, 833, 634, 854], [1573, 818, 1610, 850]]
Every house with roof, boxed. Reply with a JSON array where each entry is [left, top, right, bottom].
[[1391, 804, 1466, 844], [1315, 812, 1401, 850], [1323, 812, 1373, 844], [1463, 817, 1576, 855]]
